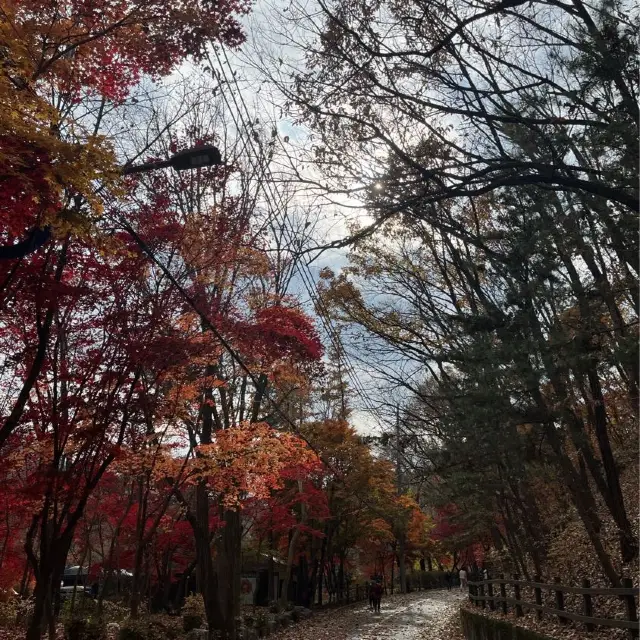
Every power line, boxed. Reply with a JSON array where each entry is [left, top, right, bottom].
[[119, 219, 328, 464], [208, 45, 387, 428], [117, 222, 402, 519], [109, 65, 409, 519]]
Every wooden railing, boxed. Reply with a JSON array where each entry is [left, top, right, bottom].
[[468, 575, 639, 640]]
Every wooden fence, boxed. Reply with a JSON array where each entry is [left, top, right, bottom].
[[468, 575, 639, 640]]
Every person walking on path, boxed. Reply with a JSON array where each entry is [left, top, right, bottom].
[[371, 579, 383, 613], [459, 567, 468, 591], [367, 580, 374, 611]]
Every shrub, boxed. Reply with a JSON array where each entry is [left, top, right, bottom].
[[182, 614, 202, 633], [267, 601, 280, 614], [182, 595, 205, 617], [117, 616, 181, 640], [276, 614, 289, 629], [0, 600, 18, 627], [12, 598, 35, 629], [254, 610, 268, 634], [148, 615, 182, 639], [65, 618, 105, 640], [243, 614, 255, 628], [99, 601, 130, 623], [117, 619, 147, 640], [61, 595, 99, 623], [181, 595, 205, 633]]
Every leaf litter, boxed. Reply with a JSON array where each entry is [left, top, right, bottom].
[[273, 590, 465, 640]]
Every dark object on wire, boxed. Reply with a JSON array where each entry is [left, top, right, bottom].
[[0, 145, 223, 260], [122, 145, 222, 175]]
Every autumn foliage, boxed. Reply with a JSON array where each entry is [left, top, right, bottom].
[[0, 0, 492, 637]]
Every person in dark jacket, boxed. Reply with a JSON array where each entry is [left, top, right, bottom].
[[367, 580, 375, 610], [371, 580, 383, 613]]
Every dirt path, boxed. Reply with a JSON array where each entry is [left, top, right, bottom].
[[345, 590, 464, 640], [274, 590, 465, 640]]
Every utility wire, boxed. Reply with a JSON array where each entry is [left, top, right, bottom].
[[209, 45, 387, 427], [120, 219, 325, 462], [118, 221, 405, 518], [112, 66, 410, 520]]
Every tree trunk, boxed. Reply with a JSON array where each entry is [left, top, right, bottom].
[[27, 573, 51, 640], [26, 538, 70, 640], [524, 301, 636, 568], [19, 562, 31, 598], [585, 367, 638, 562], [280, 527, 300, 607], [308, 553, 318, 608], [280, 480, 307, 606], [317, 530, 327, 607], [216, 507, 241, 639], [267, 529, 275, 602], [542, 420, 621, 585], [98, 487, 135, 614], [173, 560, 196, 610], [160, 552, 173, 613], [129, 477, 147, 618], [193, 482, 222, 639], [338, 554, 344, 603], [398, 536, 407, 594], [390, 548, 394, 595]]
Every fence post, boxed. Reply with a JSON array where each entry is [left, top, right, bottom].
[[621, 577, 639, 640], [469, 581, 474, 605], [513, 574, 523, 617], [554, 577, 567, 625], [499, 574, 507, 615], [480, 582, 486, 609], [534, 575, 543, 621], [487, 580, 495, 611], [356, 585, 360, 602], [581, 579, 594, 632]]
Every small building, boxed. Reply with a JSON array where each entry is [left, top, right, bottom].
[[241, 553, 288, 606]]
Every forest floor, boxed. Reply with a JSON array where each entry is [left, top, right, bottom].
[[273, 590, 466, 640]]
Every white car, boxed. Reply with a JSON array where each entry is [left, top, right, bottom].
[[59, 585, 92, 600]]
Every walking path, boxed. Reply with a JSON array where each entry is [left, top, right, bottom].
[[346, 589, 465, 639], [274, 590, 465, 640]]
